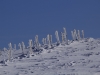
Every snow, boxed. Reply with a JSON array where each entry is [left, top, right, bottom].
[[0, 38, 100, 75]]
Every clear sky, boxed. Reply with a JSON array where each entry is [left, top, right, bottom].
[[0, 0, 100, 48]]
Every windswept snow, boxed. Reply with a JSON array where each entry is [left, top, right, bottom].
[[0, 38, 100, 75]]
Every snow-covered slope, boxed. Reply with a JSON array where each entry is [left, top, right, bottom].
[[0, 38, 100, 75]]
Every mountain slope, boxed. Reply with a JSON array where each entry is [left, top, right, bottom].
[[0, 38, 100, 75]]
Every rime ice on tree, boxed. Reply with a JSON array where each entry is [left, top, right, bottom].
[[29, 39, 33, 55], [50, 35, 52, 45], [55, 31, 60, 43], [8, 43, 12, 62], [18, 43, 21, 50], [71, 31, 75, 41], [35, 35, 39, 50], [82, 30, 84, 39], [14, 44, 16, 50], [3, 47, 7, 51], [42, 38, 45, 45], [71, 29, 83, 41], [77, 30, 81, 40], [21, 42, 25, 54], [47, 34, 52, 48], [73, 29, 78, 40], [61, 32, 65, 44], [44, 38, 47, 45], [63, 27, 68, 44]]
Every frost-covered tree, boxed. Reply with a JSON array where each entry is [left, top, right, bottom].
[[77, 30, 81, 40], [46, 34, 53, 48], [3, 47, 7, 51], [8, 43, 12, 62], [47, 34, 49, 44], [55, 31, 60, 43], [47, 34, 51, 47], [22, 42, 25, 49], [2, 47, 7, 62], [61, 32, 65, 44], [73, 29, 78, 40], [63, 27, 67, 40], [18, 43, 21, 50], [29, 39, 33, 55], [71, 29, 84, 41], [21, 42, 25, 54], [35, 35, 39, 49], [73, 29, 77, 40], [63, 27, 68, 44], [42, 37, 49, 45], [14, 44, 16, 50], [71, 31, 75, 41], [82, 30, 84, 39], [42, 38, 45, 45], [50, 35, 52, 44], [44, 38, 47, 45]]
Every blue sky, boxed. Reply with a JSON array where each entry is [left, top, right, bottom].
[[0, 0, 100, 48]]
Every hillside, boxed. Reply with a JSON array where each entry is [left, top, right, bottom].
[[0, 38, 100, 75]]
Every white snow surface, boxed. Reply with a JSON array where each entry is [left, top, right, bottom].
[[0, 38, 100, 75]]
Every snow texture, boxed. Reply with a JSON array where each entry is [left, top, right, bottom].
[[0, 38, 100, 75]]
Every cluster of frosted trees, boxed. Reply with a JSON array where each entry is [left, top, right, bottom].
[[71, 29, 84, 41], [3, 27, 84, 61]]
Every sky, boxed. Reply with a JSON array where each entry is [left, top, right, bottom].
[[0, 0, 100, 49]]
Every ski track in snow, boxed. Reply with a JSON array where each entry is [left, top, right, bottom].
[[0, 38, 100, 75]]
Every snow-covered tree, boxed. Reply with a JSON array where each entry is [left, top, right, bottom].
[[44, 38, 47, 45], [61, 32, 65, 44], [71, 29, 83, 41], [42, 38, 47, 45], [18, 43, 21, 50], [2, 47, 7, 62], [8, 43, 12, 62], [71, 31, 75, 41], [73, 29, 76, 40], [50, 35, 52, 45], [77, 30, 81, 40], [21, 42, 25, 54], [47, 34, 53, 48], [35, 35, 39, 49], [42, 38, 45, 45], [14, 44, 16, 50], [22, 42, 25, 49], [63, 27, 68, 44], [82, 30, 84, 39], [73, 29, 78, 40], [55, 31, 60, 43], [29, 39, 33, 55], [47, 34, 51, 47], [3, 47, 7, 51]]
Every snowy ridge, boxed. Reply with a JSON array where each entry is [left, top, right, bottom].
[[0, 27, 100, 75], [0, 38, 100, 75]]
